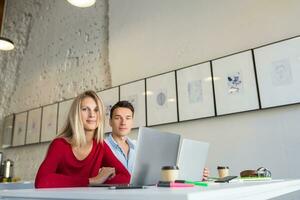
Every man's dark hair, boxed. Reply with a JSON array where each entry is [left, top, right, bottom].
[[110, 100, 135, 119]]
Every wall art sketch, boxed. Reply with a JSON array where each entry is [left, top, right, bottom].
[[212, 50, 259, 115], [97, 87, 119, 133], [120, 80, 146, 128], [254, 37, 300, 108], [26, 108, 42, 144], [2, 115, 14, 148], [57, 99, 73, 133], [41, 103, 58, 142], [227, 72, 243, 94], [176, 62, 215, 121], [146, 72, 177, 126], [12, 112, 27, 147]]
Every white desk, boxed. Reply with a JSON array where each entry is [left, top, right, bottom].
[[0, 179, 300, 200]]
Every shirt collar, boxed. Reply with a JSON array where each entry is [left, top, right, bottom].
[[107, 133, 135, 150]]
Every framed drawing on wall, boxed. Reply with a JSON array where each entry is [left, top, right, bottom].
[[12, 112, 27, 147], [57, 99, 73, 134], [146, 72, 178, 126], [2, 114, 14, 148], [254, 37, 300, 108], [26, 108, 42, 144], [41, 103, 58, 142], [176, 62, 215, 121], [97, 87, 119, 133], [120, 79, 146, 128], [212, 50, 259, 115]]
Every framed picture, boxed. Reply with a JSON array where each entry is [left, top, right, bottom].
[[176, 62, 215, 121], [12, 112, 27, 147], [57, 99, 73, 134], [212, 50, 259, 115], [97, 87, 119, 133], [41, 103, 58, 142], [120, 79, 146, 128], [146, 72, 178, 126], [2, 114, 14, 148], [26, 108, 42, 144], [254, 37, 300, 108]]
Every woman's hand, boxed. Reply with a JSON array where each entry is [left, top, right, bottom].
[[89, 167, 116, 184], [202, 167, 210, 181]]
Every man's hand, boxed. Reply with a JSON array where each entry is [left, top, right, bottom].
[[202, 167, 210, 181]]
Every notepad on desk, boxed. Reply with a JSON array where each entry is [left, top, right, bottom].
[[240, 177, 272, 181]]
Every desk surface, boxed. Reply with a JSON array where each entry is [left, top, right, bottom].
[[1, 179, 300, 200]]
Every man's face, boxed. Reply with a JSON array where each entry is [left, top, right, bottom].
[[110, 107, 133, 137]]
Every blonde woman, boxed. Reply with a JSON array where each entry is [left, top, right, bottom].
[[35, 91, 115, 188]]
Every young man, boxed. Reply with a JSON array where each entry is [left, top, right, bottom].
[[105, 101, 136, 174]]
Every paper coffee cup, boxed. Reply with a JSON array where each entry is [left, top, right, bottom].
[[217, 166, 229, 178], [161, 166, 179, 182]]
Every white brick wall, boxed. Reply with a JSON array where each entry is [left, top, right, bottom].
[[0, 0, 110, 181]]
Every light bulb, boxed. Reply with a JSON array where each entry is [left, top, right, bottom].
[[67, 0, 96, 8], [0, 37, 14, 51]]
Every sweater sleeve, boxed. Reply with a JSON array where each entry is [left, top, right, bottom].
[[35, 139, 89, 188], [102, 142, 131, 184]]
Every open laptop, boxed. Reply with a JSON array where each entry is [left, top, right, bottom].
[[90, 127, 181, 187], [177, 139, 209, 181], [130, 127, 181, 185]]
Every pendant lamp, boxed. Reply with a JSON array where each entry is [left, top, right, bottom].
[[0, 0, 14, 51], [0, 36, 14, 51], [67, 0, 96, 8]]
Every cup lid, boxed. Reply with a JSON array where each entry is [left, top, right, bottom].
[[161, 166, 179, 170], [217, 166, 229, 169]]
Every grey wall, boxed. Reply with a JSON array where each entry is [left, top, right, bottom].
[[109, 0, 300, 178], [0, 0, 110, 181]]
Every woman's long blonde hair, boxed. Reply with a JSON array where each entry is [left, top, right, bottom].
[[58, 90, 105, 147]]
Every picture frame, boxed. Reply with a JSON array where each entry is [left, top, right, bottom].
[[12, 112, 27, 147], [254, 37, 300, 108], [26, 108, 42, 144], [146, 72, 178, 126], [57, 99, 73, 134], [120, 79, 146, 128], [97, 87, 119, 133], [212, 50, 259, 115], [41, 103, 58, 142], [2, 114, 14, 148], [176, 62, 215, 121]]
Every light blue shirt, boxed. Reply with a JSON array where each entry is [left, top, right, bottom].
[[105, 133, 136, 174]]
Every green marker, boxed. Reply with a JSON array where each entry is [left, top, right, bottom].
[[175, 180, 208, 187]]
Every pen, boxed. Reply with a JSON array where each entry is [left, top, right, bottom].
[[109, 186, 146, 189], [175, 180, 208, 187]]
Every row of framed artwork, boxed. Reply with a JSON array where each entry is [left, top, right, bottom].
[[2, 35, 300, 148]]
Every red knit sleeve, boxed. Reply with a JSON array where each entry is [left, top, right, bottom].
[[102, 142, 131, 184], [35, 139, 89, 188]]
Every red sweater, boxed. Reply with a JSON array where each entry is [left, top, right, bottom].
[[35, 138, 104, 188], [102, 141, 131, 184]]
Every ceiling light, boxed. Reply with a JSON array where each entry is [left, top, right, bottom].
[[67, 0, 96, 8], [0, 37, 14, 51]]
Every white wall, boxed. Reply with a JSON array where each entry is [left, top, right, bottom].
[[0, 0, 110, 181], [109, 0, 300, 178]]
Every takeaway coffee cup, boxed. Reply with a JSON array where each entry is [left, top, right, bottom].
[[217, 166, 229, 178], [161, 166, 179, 182]]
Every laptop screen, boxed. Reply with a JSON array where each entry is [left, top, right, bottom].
[[130, 127, 181, 185], [177, 139, 209, 181]]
